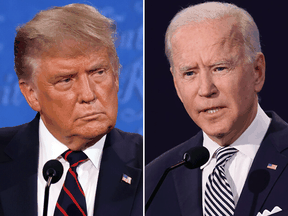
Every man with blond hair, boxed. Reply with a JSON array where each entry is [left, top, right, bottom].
[[146, 2, 288, 216], [0, 4, 142, 216]]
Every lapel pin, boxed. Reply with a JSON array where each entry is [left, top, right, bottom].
[[267, 163, 277, 170], [122, 174, 132, 184]]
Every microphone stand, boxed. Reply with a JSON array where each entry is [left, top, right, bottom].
[[145, 160, 186, 211], [42, 160, 63, 216], [145, 146, 209, 212], [43, 176, 53, 216]]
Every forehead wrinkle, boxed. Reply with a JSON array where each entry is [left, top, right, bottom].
[[171, 18, 245, 71], [218, 23, 244, 52], [205, 30, 243, 66]]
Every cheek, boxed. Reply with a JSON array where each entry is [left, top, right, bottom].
[[220, 73, 255, 114], [176, 83, 198, 115], [39, 91, 77, 122], [97, 80, 118, 110]]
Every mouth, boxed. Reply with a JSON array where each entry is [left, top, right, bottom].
[[201, 107, 225, 114], [78, 112, 104, 120]]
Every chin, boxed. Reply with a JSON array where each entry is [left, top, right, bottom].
[[79, 122, 114, 138], [203, 125, 229, 138]]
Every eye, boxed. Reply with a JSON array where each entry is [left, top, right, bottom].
[[184, 71, 194, 76], [57, 77, 72, 84], [91, 69, 105, 76], [61, 77, 72, 83], [215, 67, 226, 72], [54, 76, 73, 91], [96, 70, 104, 75]]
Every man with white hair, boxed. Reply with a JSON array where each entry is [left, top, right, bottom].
[[146, 2, 288, 216], [0, 4, 142, 216]]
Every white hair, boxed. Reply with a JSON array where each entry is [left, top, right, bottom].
[[165, 2, 261, 68]]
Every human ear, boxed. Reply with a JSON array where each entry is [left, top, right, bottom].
[[114, 74, 119, 92], [171, 66, 183, 102], [253, 52, 265, 93], [19, 79, 41, 112]]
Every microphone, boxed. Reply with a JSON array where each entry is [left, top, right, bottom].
[[145, 146, 209, 212], [248, 169, 270, 216], [42, 160, 64, 216], [183, 146, 210, 169]]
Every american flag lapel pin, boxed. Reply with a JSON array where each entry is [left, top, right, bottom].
[[122, 174, 132, 184], [267, 163, 277, 170]]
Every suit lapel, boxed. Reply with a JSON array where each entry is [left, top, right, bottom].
[[235, 112, 288, 216], [172, 132, 203, 216], [93, 129, 142, 216], [0, 115, 39, 216]]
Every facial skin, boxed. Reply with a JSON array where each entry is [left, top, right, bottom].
[[170, 16, 265, 146], [19, 46, 119, 151]]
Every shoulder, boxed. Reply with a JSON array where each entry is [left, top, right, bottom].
[[106, 127, 143, 168], [112, 128, 143, 145], [145, 131, 202, 200], [0, 123, 31, 152], [147, 131, 202, 169], [0, 115, 39, 160], [0, 114, 39, 143], [108, 128, 142, 152], [146, 131, 202, 181], [266, 111, 288, 133], [0, 123, 30, 162], [0, 124, 25, 144], [265, 111, 288, 155]]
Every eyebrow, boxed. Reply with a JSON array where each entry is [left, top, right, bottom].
[[86, 62, 110, 72], [178, 59, 234, 72], [209, 59, 233, 68], [179, 65, 198, 72], [53, 71, 78, 80], [53, 61, 110, 78]]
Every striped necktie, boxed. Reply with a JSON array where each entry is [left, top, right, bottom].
[[204, 147, 238, 216], [54, 150, 88, 216]]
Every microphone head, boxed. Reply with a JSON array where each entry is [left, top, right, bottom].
[[183, 146, 209, 169], [248, 169, 270, 194], [43, 159, 64, 184]]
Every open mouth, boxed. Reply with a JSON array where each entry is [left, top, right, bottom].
[[202, 107, 224, 114]]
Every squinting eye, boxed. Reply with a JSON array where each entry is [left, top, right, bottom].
[[185, 71, 194, 76], [215, 67, 226, 72], [92, 70, 105, 76], [61, 78, 71, 83]]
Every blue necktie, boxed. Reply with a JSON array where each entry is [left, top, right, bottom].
[[204, 147, 238, 216], [54, 150, 88, 216]]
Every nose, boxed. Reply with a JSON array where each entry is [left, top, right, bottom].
[[198, 72, 218, 97], [78, 75, 96, 104]]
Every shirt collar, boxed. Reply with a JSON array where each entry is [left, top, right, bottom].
[[201, 103, 271, 169], [39, 117, 106, 170]]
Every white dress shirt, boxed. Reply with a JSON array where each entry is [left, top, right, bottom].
[[37, 118, 106, 216], [201, 104, 271, 212]]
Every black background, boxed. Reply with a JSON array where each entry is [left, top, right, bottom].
[[145, 0, 288, 164]]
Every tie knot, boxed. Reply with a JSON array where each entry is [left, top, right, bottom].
[[62, 150, 88, 167], [215, 147, 238, 168]]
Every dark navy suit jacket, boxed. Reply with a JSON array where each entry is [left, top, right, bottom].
[[146, 111, 288, 216], [0, 114, 143, 216]]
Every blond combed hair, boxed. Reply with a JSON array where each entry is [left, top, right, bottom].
[[165, 2, 261, 69], [14, 3, 120, 82]]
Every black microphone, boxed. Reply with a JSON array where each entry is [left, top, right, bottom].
[[145, 146, 209, 212], [42, 160, 64, 216], [183, 146, 210, 169], [248, 169, 270, 216]]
